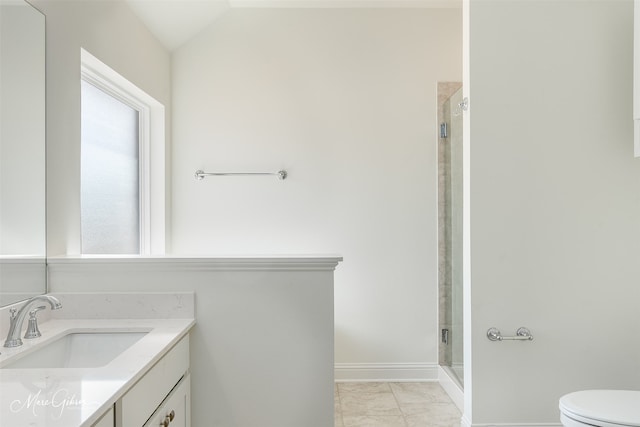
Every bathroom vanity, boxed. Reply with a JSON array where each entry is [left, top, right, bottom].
[[47, 256, 340, 427], [0, 293, 195, 427]]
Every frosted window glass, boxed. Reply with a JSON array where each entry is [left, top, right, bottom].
[[81, 80, 140, 254]]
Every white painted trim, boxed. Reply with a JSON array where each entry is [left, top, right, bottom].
[[461, 0, 473, 421], [459, 414, 561, 427], [80, 48, 166, 255], [634, 0, 639, 157], [229, 0, 461, 8], [464, 423, 561, 427], [635, 120, 640, 157], [334, 363, 438, 382], [46, 255, 343, 272], [438, 365, 463, 412], [0, 256, 45, 264]]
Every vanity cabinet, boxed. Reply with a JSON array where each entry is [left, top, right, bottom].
[[143, 375, 190, 427], [115, 335, 189, 427], [90, 335, 190, 427], [92, 407, 115, 427]]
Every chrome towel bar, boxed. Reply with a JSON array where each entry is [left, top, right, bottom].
[[487, 327, 533, 341], [195, 169, 287, 181]]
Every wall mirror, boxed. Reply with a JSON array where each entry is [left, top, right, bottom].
[[0, 0, 46, 306]]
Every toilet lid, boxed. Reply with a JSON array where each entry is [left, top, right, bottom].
[[560, 390, 640, 427]]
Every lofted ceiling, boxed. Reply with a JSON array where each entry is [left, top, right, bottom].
[[124, 0, 462, 51]]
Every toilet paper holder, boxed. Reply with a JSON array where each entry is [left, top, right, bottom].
[[487, 327, 533, 341]]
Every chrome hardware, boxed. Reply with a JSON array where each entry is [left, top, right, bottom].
[[459, 97, 469, 111], [487, 327, 533, 342], [440, 122, 448, 139], [168, 410, 175, 421], [195, 169, 288, 180], [4, 296, 62, 348], [23, 306, 46, 339], [9, 308, 17, 328], [441, 328, 449, 345], [453, 97, 469, 117], [0, 308, 18, 354]]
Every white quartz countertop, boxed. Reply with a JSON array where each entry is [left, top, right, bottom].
[[0, 317, 195, 427]]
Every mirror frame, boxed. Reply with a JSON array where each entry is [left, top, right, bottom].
[[0, 0, 47, 307]]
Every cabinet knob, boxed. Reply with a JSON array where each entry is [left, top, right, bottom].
[[168, 410, 175, 421], [161, 419, 169, 427]]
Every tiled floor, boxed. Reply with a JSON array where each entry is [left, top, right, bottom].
[[335, 382, 461, 427]]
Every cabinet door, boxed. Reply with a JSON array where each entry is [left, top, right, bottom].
[[92, 406, 114, 427], [121, 336, 189, 427], [144, 374, 190, 427]]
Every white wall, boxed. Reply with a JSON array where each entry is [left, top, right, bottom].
[[171, 8, 462, 374], [466, 0, 640, 424], [29, 0, 171, 256]]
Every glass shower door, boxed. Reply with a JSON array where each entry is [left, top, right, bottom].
[[448, 87, 464, 385], [438, 84, 464, 387]]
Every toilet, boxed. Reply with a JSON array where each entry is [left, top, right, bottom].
[[560, 390, 640, 427]]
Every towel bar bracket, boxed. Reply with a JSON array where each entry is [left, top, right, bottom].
[[487, 327, 533, 342]]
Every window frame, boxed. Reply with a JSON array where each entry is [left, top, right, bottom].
[[80, 48, 165, 255]]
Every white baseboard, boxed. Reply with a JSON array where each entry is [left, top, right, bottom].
[[464, 423, 561, 427], [334, 363, 438, 382], [438, 365, 464, 411]]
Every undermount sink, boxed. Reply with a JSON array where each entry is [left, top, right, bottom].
[[1, 331, 147, 369]]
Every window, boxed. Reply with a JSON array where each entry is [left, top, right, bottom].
[[80, 49, 165, 254], [81, 80, 140, 253]]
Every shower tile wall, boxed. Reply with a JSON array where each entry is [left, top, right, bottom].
[[437, 82, 462, 370]]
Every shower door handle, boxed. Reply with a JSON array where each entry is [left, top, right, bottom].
[[486, 327, 533, 341]]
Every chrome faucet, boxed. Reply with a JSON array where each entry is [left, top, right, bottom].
[[4, 295, 62, 348]]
